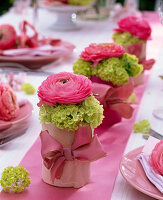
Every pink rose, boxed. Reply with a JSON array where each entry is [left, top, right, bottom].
[[0, 82, 19, 121], [37, 72, 93, 106], [114, 16, 151, 40], [149, 140, 163, 176], [80, 43, 125, 66]]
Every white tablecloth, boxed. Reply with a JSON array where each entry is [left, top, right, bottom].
[[0, 8, 163, 200]]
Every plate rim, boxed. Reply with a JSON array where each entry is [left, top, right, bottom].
[[0, 100, 33, 130], [120, 146, 163, 200]]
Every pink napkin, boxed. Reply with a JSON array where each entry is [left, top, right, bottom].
[[1, 43, 75, 57], [138, 153, 163, 193]]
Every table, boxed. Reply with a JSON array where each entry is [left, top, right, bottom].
[[0, 8, 163, 200]]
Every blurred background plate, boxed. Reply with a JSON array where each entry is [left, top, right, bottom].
[[0, 41, 75, 69], [40, 4, 91, 30]]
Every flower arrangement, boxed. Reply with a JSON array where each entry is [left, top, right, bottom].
[[37, 72, 106, 188], [73, 43, 140, 127], [112, 16, 155, 86], [0, 166, 31, 192], [113, 16, 151, 43], [73, 43, 143, 86], [0, 82, 19, 121]]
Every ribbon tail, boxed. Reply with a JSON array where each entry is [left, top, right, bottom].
[[51, 157, 65, 183], [74, 135, 106, 161], [110, 102, 134, 119], [140, 59, 155, 70]]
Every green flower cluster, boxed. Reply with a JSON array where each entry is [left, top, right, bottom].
[[21, 83, 36, 94], [126, 93, 137, 103], [112, 32, 145, 46], [67, 0, 94, 5], [133, 120, 151, 134], [39, 96, 104, 131], [73, 54, 143, 86], [0, 166, 31, 192]]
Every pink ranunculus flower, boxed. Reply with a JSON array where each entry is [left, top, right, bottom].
[[114, 16, 151, 40], [80, 43, 125, 66], [149, 140, 163, 176], [0, 82, 19, 121], [37, 72, 93, 106]]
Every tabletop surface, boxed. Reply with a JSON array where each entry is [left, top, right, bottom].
[[0, 8, 163, 200]]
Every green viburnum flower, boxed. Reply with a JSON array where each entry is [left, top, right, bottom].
[[79, 95, 104, 128], [73, 58, 92, 78], [0, 166, 31, 192], [126, 92, 137, 103], [97, 57, 129, 85], [121, 53, 143, 77], [112, 32, 145, 46], [21, 83, 36, 94], [39, 96, 104, 131], [67, 0, 94, 5], [133, 120, 151, 134]]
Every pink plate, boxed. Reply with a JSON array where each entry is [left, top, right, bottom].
[[120, 146, 163, 200], [0, 100, 33, 133], [0, 41, 75, 69]]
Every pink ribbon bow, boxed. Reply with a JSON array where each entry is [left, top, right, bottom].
[[40, 126, 106, 182], [92, 79, 134, 126]]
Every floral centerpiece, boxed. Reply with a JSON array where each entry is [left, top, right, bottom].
[[112, 16, 155, 85], [37, 72, 106, 188], [73, 43, 143, 126]]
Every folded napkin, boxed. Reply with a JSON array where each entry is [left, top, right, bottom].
[[1, 44, 73, 57], [138, 153, 163, 194]]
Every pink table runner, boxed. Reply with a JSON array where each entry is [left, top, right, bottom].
[[0, 12, 163, 200]]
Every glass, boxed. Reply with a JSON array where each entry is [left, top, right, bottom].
[[13, 0, 30, 15], [158, 0, 163, 25], [153, 0, 163, 120], [31, 0, 39, 26]]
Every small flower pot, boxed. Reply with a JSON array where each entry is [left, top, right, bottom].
[[132, 72, 145, 87], [41, 123, 90, 188], [124, 42, 146, 62]]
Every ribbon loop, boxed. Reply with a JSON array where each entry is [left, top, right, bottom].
[[92, 80, 134, 119]]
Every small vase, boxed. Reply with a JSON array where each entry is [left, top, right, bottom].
[[123, 42, 146, 86], [41, 123, 90, 188], [132, 72, 145, 86], [124, 42, 146, 62]]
